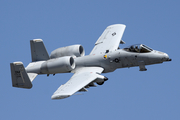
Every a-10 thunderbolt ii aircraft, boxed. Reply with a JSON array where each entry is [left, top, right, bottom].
[[10, 24, 171, 99]]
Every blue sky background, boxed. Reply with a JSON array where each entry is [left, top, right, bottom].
[[1, 0, 179, 120]]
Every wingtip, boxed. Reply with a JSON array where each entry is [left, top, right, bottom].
[[108, 24, 126, 28], [51, 95, 70, 100]]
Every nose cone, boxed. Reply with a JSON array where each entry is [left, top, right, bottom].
[[162, 53, 172, 62]]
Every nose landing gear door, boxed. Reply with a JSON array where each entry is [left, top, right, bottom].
[[138, 61, 147, 71]]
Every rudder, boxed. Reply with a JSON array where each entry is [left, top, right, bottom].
[[10, 62, 32, 89], [30, 39, 49, 62]]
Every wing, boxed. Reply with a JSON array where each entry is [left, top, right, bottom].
[[51, 67, 105, 99], [90, 24, 126, 55]]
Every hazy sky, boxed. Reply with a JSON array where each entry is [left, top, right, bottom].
[[1, 1, 179, 120]]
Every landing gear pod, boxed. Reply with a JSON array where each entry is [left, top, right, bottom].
[[95, 75, 108, 85]]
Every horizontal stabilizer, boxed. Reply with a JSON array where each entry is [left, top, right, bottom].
[[27, 73, 38, 82], [10, 62, 32, 89]]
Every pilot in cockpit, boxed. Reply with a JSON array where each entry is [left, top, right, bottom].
[[135, 45, 139, 52], [123, 44, 153, 53], [130, 46, 134, 52]]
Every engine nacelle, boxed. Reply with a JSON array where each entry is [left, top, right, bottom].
[[26, 56, 75, 74], [41, 56, 75, 74], [50, 45, 85, 59]]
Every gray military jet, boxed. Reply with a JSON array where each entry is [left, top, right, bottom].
[[10, 24, 171, 99]]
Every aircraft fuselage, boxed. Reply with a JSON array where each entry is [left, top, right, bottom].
[[74, 49, 171, 73]]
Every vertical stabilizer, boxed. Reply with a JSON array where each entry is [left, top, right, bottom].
[[10, 62, 32, 89], [30, 39, 49, 62]]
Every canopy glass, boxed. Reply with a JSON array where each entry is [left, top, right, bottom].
[[123, 44, 153, 53]]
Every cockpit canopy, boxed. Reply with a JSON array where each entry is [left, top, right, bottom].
[[123, 44, 153, 53]]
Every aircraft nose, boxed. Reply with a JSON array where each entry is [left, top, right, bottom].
[[162, 53, 172, 62]]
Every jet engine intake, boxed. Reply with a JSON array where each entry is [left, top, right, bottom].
[[50, 45, 85, 59], [41, 56, 75, 74]]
